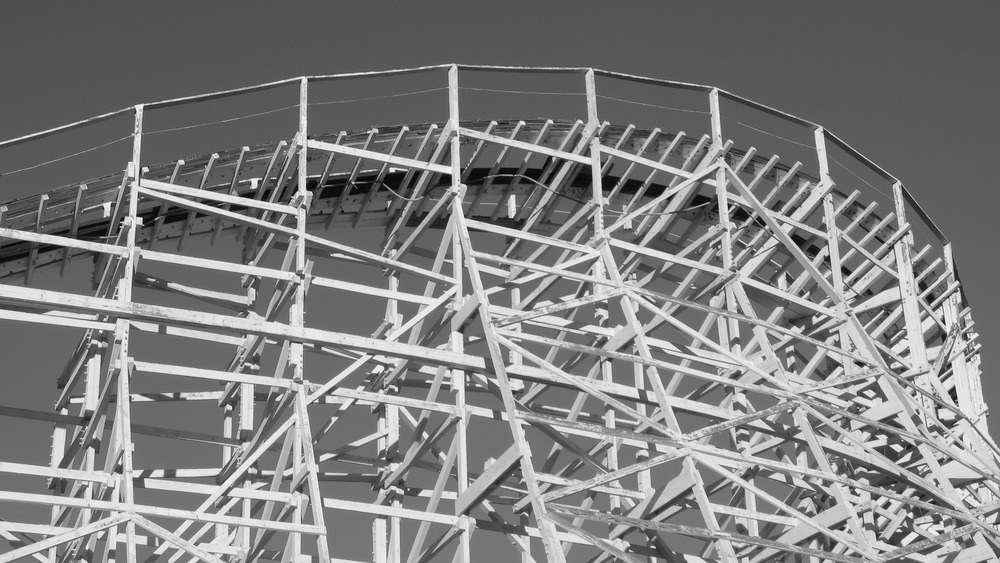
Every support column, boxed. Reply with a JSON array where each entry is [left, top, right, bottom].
[[942, 244, 986, 438], [116, 103, 143, 563], [295, 77, 331, 563], [892, 182, 928, 373], [374, 253, 402, 563], [447, 64, 472, 563]]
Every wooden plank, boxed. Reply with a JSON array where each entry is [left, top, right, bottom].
[[354, 126, 409, 227], [146, 159, 185, 249], [309, 275, 437, 306], [0, 491, 325, 535], [0, 308, 115, 331], [540, 449, 688, 504], [135, 186, 455, 284], [0, 520, 72, 537], [489, 120, 553, 222], [139, 177, 297, 215], [211, 146, 249, 243], [327, 128, 377, 228], [307, 138, 451, 176], [546, 512, 646, 563], [0, 226, 127, 259], [129, 515, 227, 563], [141, 248, 295, 281], [132, 360, 293, 389], [0, 283, 487, 373], [59, 184, 88, 274], [466, 217, 598, 256], [235, 141, 285, 242], [723, 164, 839, 300], [134, 271, 250, 310], [458, 126, 591, 165], [322, 497, 459, 526], [600, 143, 702, 185], [178, 152, 218, 253], [549, 504, 866, 563], [451, 197, 569, 563], [454, 443, 521, 516], [0, 461, 106, 484], [0, 513, 131, 563], [605, 160, 720, 234]]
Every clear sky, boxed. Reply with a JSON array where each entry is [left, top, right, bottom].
[[1, 2, 998, 433]]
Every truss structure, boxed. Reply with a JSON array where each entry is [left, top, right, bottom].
[[0, 65, 997, 563]]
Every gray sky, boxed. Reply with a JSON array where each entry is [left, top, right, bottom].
[[2, 1, 999, 434]]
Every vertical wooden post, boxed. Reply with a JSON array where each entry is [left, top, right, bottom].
[[816, 126, 853, 370], [892, 182, 929, 373], [47, 410, 66, 563], [713, 96, 743, 545], [713, 130, 752, 552], [298, 76, 334, 563], [375, 254, 401, 563], [942, 243, 986, 438], [709, 88, 723, 151], [450, 222, 471, 563], [586, 69, 604, 237], [586, 70, 622, 529], [115, 102, 143, 563], [447, 63, 472, 563], [387, 262, 402, 562]]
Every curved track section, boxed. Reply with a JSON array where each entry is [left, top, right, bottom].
[[0, 67, 997, 563]]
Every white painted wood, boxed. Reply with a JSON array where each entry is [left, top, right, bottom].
[[0, 67, 991, 563]]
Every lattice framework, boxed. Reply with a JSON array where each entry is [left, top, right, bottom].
[[0, 65, 996, 562]]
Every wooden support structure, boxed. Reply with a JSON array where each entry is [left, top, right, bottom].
[[0, 65, 996, 562]]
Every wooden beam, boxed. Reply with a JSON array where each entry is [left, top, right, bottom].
[[454, 443, 522, 516], [307, 139, 451, 176]]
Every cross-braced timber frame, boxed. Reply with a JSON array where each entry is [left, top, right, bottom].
[[0, 64, 997, 562]]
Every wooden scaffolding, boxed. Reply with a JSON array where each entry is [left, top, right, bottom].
[[0, 65, 996, 562]]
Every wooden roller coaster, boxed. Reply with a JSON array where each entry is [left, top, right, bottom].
[[0, 65, 995, 562]]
